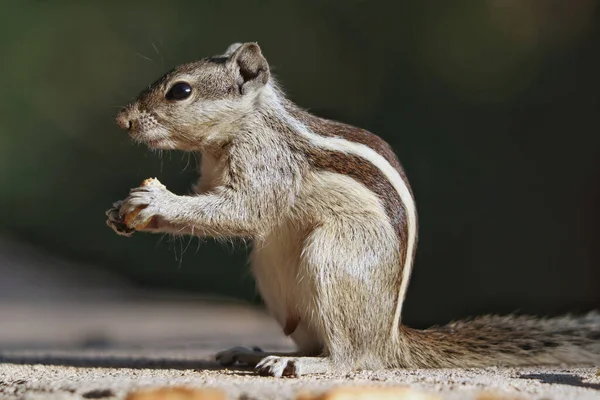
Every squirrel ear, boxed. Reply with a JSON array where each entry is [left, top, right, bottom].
[[223, 42, 243, 56], [228, 42, 270, 94]]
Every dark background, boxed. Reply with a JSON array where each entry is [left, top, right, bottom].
[[2, 1, 599, 328]]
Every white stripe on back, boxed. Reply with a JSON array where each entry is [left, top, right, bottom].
[[266, 86, 417, 334]]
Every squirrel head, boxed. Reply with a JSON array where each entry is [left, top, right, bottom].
[[116, 42, 271, 151]]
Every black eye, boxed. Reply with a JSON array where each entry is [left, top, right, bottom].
[[166, 82, 192, 100]]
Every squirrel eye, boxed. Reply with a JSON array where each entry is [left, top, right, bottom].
[[166, 82, 192, 100]]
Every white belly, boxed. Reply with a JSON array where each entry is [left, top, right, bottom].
[[250, 221, 324, 355]]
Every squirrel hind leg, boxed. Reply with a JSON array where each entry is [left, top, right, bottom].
[[255, 355, 333, 378], [297, 222, 401, 372], [215, 347, 332, 377]]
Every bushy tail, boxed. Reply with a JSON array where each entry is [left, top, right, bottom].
[[400, 312, 600, 368]]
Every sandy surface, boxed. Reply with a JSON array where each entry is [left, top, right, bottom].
[[1, 238, 599, 399], [1, 300, 600, 400]]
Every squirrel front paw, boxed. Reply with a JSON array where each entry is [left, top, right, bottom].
[[119, 183, 176, 230], [105, 200, 135, 237], [107, 178, 173, 235]]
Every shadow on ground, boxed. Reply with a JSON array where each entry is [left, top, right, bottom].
[[520, 373, 600, 390], [0, 353, 238, 371]]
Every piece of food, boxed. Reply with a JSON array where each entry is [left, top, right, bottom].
[[295, 386, 440, 400], [123, 177, 166, 230], [125, 387, 226, 400]]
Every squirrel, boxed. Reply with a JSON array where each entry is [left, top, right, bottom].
[[106, 42, 600, 378]]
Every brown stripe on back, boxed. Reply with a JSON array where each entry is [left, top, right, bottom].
[[305, 148, 408, 262], [285, 104, 417, 258], [287, 105, 414, 199]]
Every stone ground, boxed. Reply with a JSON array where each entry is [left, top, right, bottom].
[[0, 238, 599, 400], [1, 301, 600, 400]]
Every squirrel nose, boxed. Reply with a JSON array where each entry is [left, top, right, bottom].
[[116, 109, 133, 130]]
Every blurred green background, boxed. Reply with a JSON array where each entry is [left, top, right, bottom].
[[2, 1, 599, 327]]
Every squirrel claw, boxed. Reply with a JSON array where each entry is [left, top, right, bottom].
[[105, 201, 134, 237]]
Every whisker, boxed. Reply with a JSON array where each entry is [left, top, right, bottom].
[[156, 233, 168, 248], [169, 234, 178, 262], [182, 235, 194, 255], [191, 152, 200, 170], [183, 152, 192, 171], [137, 53, 154, 63], [177, 235, 184, 269], [151, 42, 164, 66]]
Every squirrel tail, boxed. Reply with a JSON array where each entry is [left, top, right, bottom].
[[398, 311, 600, 368]]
